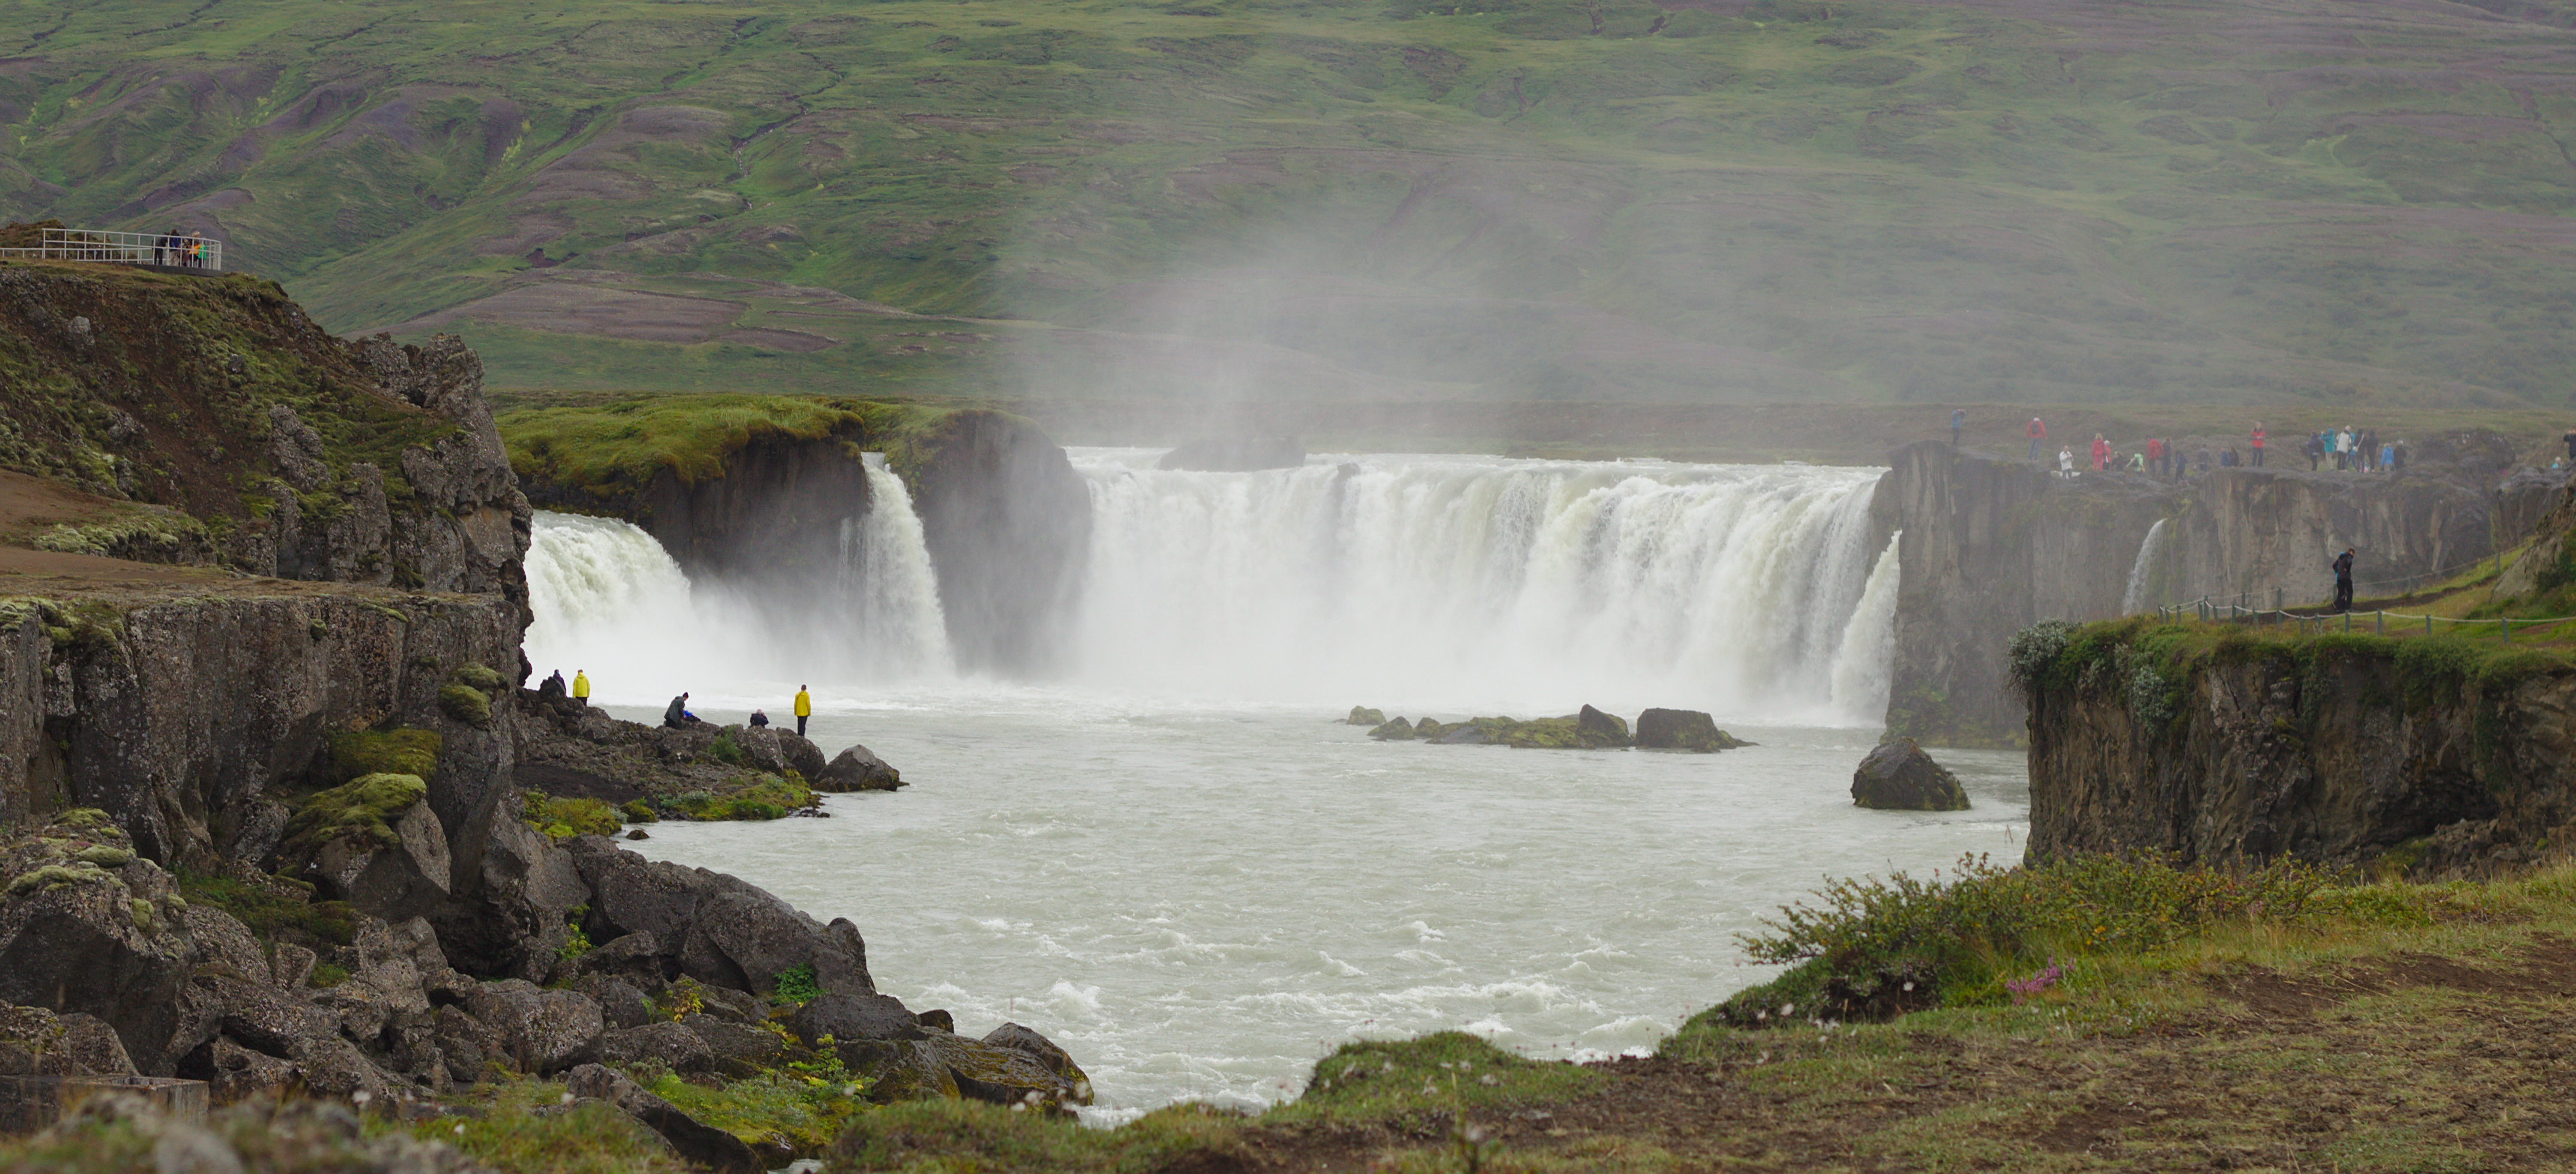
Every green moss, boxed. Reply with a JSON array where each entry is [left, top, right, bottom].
[[410, 1076, 692, 1174], [707, 731, 748, 766], [772, 963, 822, 1006], [659, 773, 818, 821], [5, 863, 108, 896], [451, 662, 506, 692], [524, 792, 621, 844], [501, 395, 871, 498], [618, 800, 659, 824], [439, 683, 494, 727], [175, 869, 360, 950], [645, 1067, 869, 1156], [72, 845, 132, 867], [285, 772, 427, 851], [325, 725, 443, 784], [1266, 1032, 1610, 1129]]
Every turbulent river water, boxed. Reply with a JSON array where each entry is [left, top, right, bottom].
[[523, 449, 2031, 1123]]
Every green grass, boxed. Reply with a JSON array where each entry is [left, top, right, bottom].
[[8, 1, 2576, 407], [173, 868, 360, 953], [403, 1077, 694, 1174], [503, 395, 870, 497], [524, 791, 622, 844]]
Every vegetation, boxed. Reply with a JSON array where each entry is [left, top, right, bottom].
[[658, 773, 820, 821], [323, 725, 443, 784], [524, 791, 623, 844], [643, 1061, 871, 1156], [281, 772, 427, 852], [172, 870, 358, 954], [399, 1077, 692, 1174], [8, 1, 2576, 407]]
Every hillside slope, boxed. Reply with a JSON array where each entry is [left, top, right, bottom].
[[6, 0, 2576, 405]]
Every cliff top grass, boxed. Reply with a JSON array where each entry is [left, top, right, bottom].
[[818, 856, 2576, 1172], [500, 392, 1003, 499]]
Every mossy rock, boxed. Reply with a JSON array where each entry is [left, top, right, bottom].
[[524, 791, 621, 844], [1345, 707, 1385, 726], [438, 683, 492, 727], [449, 662, 506, 691], [1368, 716, 1415, 740], [324, 726, 442, 784], [285, 772, 428, 850]]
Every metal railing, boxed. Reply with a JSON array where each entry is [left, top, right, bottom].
[[2154, 597, 2576, 643], [0, 228, 223, 271]]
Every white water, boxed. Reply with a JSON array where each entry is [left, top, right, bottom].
[[2121, 518, 2171, 615], [522, 452, 2028, 1123], [1072, 451, 1896, 722]]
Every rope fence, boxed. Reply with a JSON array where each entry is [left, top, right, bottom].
[[0, 227, 223, 271], [2153, 597, 2576, 643]]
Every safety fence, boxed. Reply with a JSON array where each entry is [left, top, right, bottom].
[[0, 227, 223, 271], [2154, 597, 2576, 643]]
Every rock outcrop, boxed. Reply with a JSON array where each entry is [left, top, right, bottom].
[[816, 744, 903, 792], [2019, 621, 2575, 876], [1633, 709, 1749, 752], [904, 410, 1091, 676], [1851, 739, 1969, 811], [510, 689, 829, 817], [1881, 438, 2516, 747]]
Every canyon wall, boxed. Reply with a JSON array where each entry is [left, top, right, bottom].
[[2020, 624, 2576, 876], [898, 409, 1090, 676], [1884, 436, 2524, 746]]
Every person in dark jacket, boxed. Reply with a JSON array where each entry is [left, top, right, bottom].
[[749, 709, 770, 728], [2333, 548, 2356, 613], [664, 691, 691, 728]]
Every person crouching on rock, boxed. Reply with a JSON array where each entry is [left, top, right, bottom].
[[664, 691, 693, 728], [2333, 548, 2356, 613], [750, 709, 770, 728]]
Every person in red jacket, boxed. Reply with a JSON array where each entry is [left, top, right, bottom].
[[2146, 437, 2165, 477], [2251, 423, 2267, 467], [2090, 434, 2109, 471], [2026, 417, 2047, 461]]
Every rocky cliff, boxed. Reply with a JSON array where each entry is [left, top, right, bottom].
[[509, 398, 1090, 676], [2018, 619, 2576, 877], [1884, 437, 2515, 746], [0, 262, 530, 602]]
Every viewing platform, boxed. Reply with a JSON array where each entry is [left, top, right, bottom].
[[0, 226, 225, 274]]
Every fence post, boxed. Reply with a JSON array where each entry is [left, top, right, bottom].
[[2503, 617, 2511, 644], [2376, 611, 2384, 636], [2426, 614, 2433, 638], [2344, 612, 2350, 634], [2275, 587, 2284, 612]]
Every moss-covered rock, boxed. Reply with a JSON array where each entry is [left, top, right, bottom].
[[1368, 716, 1416, 740], [438, 682, 492, 727], [284, 772, 429, 850], [1634, 707, 1751, 752], [1344, 707, 1385, 726], [323, 725, 443, 783]]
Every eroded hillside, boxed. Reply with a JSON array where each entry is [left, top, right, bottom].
[[5, 0, 2576, 404]]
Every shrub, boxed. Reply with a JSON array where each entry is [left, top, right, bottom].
[[708, 731, 748, 766], [2006, 620, 2079, 696], [619, 800, 659, 824], [177, 870, 358, 950], [772, 963, 822, 1006], [1695, 852, 2390, 1026]]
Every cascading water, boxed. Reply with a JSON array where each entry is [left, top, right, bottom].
[[525, 462, 954, 700], [1069, 451, 1900, 723], [2122, 518, 2172, 614]]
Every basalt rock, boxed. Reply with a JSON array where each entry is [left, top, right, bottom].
[[1344, 707, 1385, 726], [905, 410, 1091, 676], [0, 1006, 136, 1077], [1851, 738, 1970, 811], [1368, 716, 1416, 740], [562, 836, 874, 999], [0, 810, 205, 1075], [817, 744, 903, 792], [460, 980, 603, 1075], [925, 1029, 1089, 1111], [789, 992, 927, 1045], [1634, 709, 1749, 752], [1576, 704, 1633, 748]]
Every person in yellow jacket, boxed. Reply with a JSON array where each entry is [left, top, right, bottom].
[[794, 685, 811, 737], [572, 670, 590, 707]]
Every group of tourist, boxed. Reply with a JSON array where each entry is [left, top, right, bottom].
[[2010, 416, 2405, 477], [537, 670, 818, 736], [152, 227, 212, 268]]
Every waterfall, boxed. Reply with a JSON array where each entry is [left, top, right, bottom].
[[526, 461, 955, 699], [2122, 518, 2171, 614], [840, 456, 955, 678], [1069, 451, 1899, 723]]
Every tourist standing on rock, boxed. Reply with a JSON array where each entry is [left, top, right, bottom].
[[1951, 408, 1965, 447], [796, 685, 812, 737], [664, 691, 691, 728], [2147, 437, 2165, 477], [2091, 433, 2109, 471], [2027, 416, 2047, 461], [572, 669, 590, 707], [2333, 548, 2356, 613], [2058, 447, 2074, 476], [2251, 423, 2267, 467], [2564, 427, 2576, 465], [2305, 432, 2324, 471]]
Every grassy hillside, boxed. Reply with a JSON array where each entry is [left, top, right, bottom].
[[8, 0, 2576, 408]]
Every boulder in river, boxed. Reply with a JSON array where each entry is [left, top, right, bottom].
[[1852, 738, 1970, 811], [1576, 704, 1633, 748], [1369, 716, 1416, 740], [817, 744, 904, 792], [1634, 709, 1752, 752], [1345, 707, 1385, 726]]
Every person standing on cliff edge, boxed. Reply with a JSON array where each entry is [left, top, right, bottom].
[[795, 685, 812, 737], [2333, 548, 2356, 613], [1951, 408, 1965, 448], [572, 669, 590, 707], [2027, 416, 2046, 461], [2251, 423, 2267, 468]]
